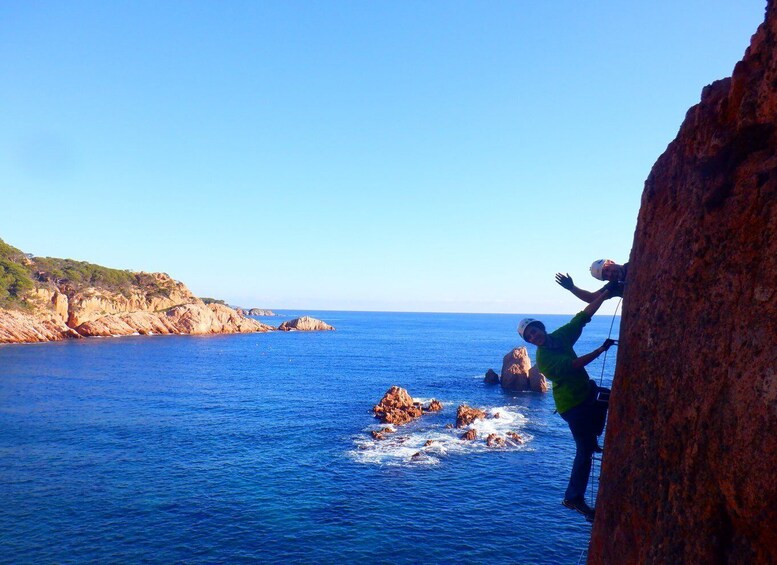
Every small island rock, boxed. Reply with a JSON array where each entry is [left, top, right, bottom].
[[373, 386, 424, 425], [278, 316, 334, 331]]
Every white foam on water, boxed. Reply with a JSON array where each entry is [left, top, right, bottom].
[[349, 404, 534, 467]]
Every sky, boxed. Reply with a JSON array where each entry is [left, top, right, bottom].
[[0, 1, 767, 314]]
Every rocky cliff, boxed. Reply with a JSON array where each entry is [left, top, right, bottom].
[[590, 3, 777, 563], [0, 241, 273, 343]]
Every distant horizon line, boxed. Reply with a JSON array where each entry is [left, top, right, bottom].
[[248, 307, 621, 317]]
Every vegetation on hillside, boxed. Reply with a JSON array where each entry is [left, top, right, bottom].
[[0, 240, 35, 309], [0, 238, 180, 310]]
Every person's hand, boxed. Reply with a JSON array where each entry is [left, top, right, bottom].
[[601, 338, 618, 351], [555, 272, 574, 290]]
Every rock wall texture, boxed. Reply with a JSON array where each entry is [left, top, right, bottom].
[[590, 3, 777, 563]]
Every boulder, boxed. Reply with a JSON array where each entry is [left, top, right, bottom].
[[278, 316, 334, 331], [528, 365, 549, 393], [460, 429, 478, 441], [483, 368, 500, 384], [455, 405, 486, 428]]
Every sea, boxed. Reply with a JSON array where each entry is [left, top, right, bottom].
[[0, 310, 620, 565]]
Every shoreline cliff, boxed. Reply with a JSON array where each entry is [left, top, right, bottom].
[[0, 239, 274, 344], [590, 2, 777, 562]]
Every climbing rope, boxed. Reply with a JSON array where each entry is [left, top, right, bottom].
[[598, 296, 622, 386], [588, 297, 622, 511]]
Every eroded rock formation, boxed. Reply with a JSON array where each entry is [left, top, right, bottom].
[[590, 3, 777, 563], [492, 347, 549, 392], [373, 386, 424, 425], [277, 316, 335, 331]]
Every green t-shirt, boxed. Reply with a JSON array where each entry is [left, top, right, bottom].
[[536, 311, 592, 414]]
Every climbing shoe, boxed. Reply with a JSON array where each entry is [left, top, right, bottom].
[[562, 497, 595, 522]]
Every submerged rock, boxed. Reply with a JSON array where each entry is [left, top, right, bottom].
[[507, 432, 524, 445], [486, 434, 506, 448]]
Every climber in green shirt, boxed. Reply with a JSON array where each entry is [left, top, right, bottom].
[[518, 289, 616, 522]]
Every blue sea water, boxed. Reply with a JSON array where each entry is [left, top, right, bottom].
[[0, 310, 619, 564]]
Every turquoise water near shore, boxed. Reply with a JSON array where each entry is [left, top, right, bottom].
[[0, 310, 619, 564]]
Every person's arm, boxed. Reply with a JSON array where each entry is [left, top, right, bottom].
[[583, 288, 610, 318], [572, 338, 617, 369], [555, 273, 604, 304]]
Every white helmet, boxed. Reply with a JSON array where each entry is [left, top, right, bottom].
[[590, 259, 610, 281], [517, 318, 545, 340]]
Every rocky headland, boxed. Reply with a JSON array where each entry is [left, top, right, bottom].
[[589, 2, 777, 562], [0, 239, 332, 344]]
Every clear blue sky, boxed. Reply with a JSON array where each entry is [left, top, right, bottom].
[[0, 1, 766, 314]]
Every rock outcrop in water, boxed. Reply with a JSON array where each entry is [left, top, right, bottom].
[[277, 316, 335, 331], [372, 386, 444, 426], [455, 405, 486, 428], [485, 347, 549, 392], [590, 3, 777, 563], [373, 386, 422, 425]]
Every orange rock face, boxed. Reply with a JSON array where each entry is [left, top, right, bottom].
[[460, 429, 477, 441], [0, 310, 81, 342], [590, 5, 777, 563], [455, 405, 486, 428]]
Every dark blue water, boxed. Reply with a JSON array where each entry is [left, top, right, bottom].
[[0, 310, 619, 564]]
